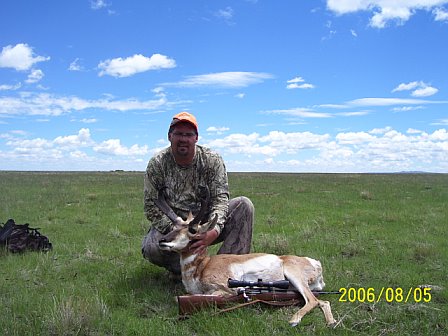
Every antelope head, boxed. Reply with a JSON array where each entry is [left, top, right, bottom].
[[155, 186, 217, 253]]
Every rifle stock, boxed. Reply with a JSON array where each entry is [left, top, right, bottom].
[[177, 291, 305, 316]]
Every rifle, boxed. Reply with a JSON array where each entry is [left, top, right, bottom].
[[177, 279, 341, 317]]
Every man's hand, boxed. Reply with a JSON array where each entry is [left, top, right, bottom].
[[189, 228, 219, 254]]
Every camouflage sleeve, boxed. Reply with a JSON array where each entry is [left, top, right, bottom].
[[204, 151, 229, 236], [143, 155, 173, 234]]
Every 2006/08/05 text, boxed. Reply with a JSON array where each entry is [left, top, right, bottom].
[[338, 287, 432, 303]]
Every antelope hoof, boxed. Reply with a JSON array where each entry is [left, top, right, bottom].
[[328, 321, 338, 328], [289, 318, 301, 327]]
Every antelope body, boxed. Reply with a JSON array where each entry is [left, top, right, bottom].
[[155, 188, 337, 327]]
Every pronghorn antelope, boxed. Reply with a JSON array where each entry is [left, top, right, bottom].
[[155, 187, 337, 327]]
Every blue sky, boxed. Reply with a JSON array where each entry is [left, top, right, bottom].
[[1, 0, 447, 172]]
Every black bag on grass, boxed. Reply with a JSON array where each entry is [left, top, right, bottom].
[[0, 219, 52, 253]]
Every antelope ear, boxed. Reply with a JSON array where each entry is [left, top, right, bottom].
[[186, 211, 199, 234], [198, 214, 218, 234]]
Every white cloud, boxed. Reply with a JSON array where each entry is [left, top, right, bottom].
[[54, 128, 94, 148], [336, 131, 376, 145], [167, 72, 273, 88], [205, 131, 331, 157], [0, 92, 168, 116], [93, 139, 149, 156], [287, 83, 315, 89], [2, 127, 448, 172], [407, 128, 423, 134], [287, 77, 305, 83], [429, 128, 448, 141], [0, 43, 50, 71], [152, 86, 165, 95], [0, 83, 21, 91], [1, 128, 151, 171], [326, 0, 448, 28], [91, 0, 108, 10], [265, 108, 332, 118], [326, 0, 366, 14], [392, 106, 424, 112], [68, 58, 83, 71], [392, 81, 421, 92], [369, 126, 393, 135], [347, 97, 439, 106], [98, 53, 176, 77], [286, 76, 315, 90], [212, 127, 448, 173], [91, 0, 115, 16], [433, 7, 448, 20], [432, 118, 448, 125], [216, 7, 234, 20], [392, 81, 438, 97], [206, 133, 267, 154], [70, 150, 89, 159], [259, 131, 331, 153], [337, 111, 369, 116], [370, 5, 413, 28], [95, 97, 167, 111], [25, 69, 44, 83], [207, 126, 230, 134], [412, 86, 439, 97], [7, 137, 52, 151], [80, 118, 98, 124]]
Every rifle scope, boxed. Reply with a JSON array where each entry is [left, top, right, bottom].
[[228, 278, 290, 290]]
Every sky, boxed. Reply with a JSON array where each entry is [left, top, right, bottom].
[[1, 0, 447, 173]]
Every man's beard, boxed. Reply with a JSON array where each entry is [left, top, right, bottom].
[[176, 143, 190, 156]]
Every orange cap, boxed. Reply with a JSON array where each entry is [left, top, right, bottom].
[[170, 111, 198, 133]]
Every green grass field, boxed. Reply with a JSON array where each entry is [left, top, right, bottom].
[[1, 171, 447, 335]]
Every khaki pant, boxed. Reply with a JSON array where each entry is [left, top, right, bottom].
[[142, 196, 254, 274]]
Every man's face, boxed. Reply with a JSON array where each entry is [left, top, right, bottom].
[[168, 123, 198, 158]]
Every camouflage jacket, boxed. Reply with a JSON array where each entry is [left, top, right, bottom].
[[144, 145, 229, 234]]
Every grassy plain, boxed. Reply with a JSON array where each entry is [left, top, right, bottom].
[[0, 171, 447, 335]]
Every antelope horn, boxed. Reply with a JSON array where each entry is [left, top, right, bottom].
[[189, 186, 210, 229], [153, 188, 180, 224]]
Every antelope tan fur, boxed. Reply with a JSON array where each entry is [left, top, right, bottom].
[[155, 187, 337, 327]]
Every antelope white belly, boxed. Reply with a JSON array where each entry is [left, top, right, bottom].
[[229, 254, 284, 282]]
